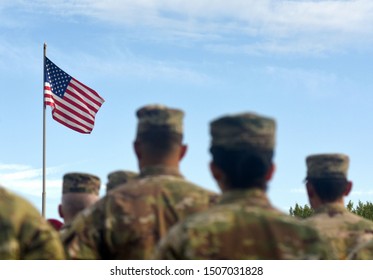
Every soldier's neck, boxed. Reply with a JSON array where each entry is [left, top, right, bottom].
[[139, 157, 180, 170], [312, 197, 345, 210]]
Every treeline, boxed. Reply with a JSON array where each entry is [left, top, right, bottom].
[[289, 201, 373, 220]]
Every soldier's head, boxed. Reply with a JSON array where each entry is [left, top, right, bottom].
[[209, 112, 276, 192], [106, 170, 138, 193], [134, 104, 187, 168], [58, 172, 101, 224], [305, 154, 352, 208]]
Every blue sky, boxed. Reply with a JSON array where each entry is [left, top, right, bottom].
[[1, 0, 373, 220]]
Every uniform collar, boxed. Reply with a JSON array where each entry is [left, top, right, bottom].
[[220, 188, 271, 207], [140, 165, 183, 178], [314, 202, 347, 215]]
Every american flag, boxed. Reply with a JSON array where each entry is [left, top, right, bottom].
[[44, 57, 105, 134]]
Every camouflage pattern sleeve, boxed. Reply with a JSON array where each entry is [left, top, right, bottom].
[[154, 223, 186, 260], [19, 210, 65, 260], [0, 187, 65, 260], [61, 197, 108, 259]]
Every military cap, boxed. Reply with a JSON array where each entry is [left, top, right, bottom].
[[210, 112, 276, 150], [136, 104, 184, 136], [306, 154, 349, 180], [106, 170, 138, 192], [62, 172, 100, 195]]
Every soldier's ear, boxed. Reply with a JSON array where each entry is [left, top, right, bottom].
[[264, 163, 275, 182], [210, 162, 228, 192], [133, 140, 142, 160], [306, 182, 315, 198], [210, 162, 222, 181], [305, 183, 318, 208], [58, 204, 64, 219], [179, 144, 188, 161], [344, 181, 353, 196]]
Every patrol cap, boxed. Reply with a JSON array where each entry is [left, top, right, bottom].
[[210, 112, 276, 151], [306, 153, 349, 180], [106, 170, 138, 192], [136, 104, 184, 136], [62, 172, 100, 195]]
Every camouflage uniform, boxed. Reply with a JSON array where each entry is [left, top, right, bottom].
[[106, 170, 138, 193], [304, 154, 373, 259], [59, 173, 101, 237], [62, 105, 219, 259], [348, 239, 373, 259], [0, 186, 65, 259], [155, 113, 333, 260]]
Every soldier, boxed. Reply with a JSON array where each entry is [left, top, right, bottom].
[[303, 154, 373, 259], [59, 172, 100, 235], [62, 104, 219, 259], [155, 112, 333, 260], [0, 185, 65, 259], [106, 170, 138, 193]]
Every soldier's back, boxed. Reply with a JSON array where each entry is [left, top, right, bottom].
[[63, 166, 219, 259], [155, 188, 332, 260], [0, 186, 65, 259], [304, 203, 373, 259]]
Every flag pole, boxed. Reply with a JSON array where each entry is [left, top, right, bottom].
[[42, 43, 47, 218]]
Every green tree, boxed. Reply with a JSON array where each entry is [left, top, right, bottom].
[[346, 200, 354, 212], [290, 200, 373, 221], [347, 200, 373, 221], [289, 203, 314, 218]]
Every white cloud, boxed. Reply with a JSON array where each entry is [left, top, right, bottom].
[[47, 46, 213, 84], [264, 65, 339, 96], [0, 162, 106, 217], [0, 163, 31, 171], [351, 190, 373, 196], [0, 163, 63, 198], [0, 40, 40, 72], [27, 0, 373, 32], [0, 34, 211, 84], [7, 0, 373, 55], [290, 188, 306, 194]]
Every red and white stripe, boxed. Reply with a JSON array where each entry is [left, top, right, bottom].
[[44, 78, 104, 134]]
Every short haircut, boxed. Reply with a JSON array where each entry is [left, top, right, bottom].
[[307, 178, 348, 202], [210, 146, 273, 190], [137, 127, 183, 159]]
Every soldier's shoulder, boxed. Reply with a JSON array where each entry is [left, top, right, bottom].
[[342, 214, 373, 243], [0, 186, 18, 203], [0, 186, 40, 218], [114, 174, 218, 196], [0, 186, 65, 259], [306, 210, 373, 229], [346, 212, 373, 227]]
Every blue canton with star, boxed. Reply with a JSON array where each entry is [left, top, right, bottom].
[[45, 57, 72, 97]]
